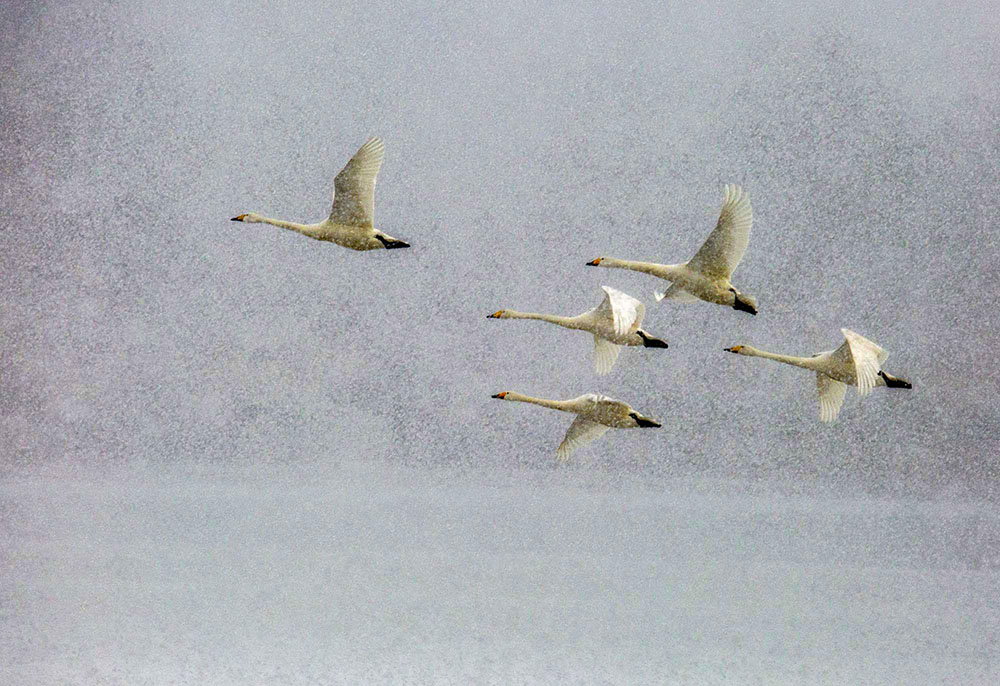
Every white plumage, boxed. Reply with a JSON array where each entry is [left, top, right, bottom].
[[587, 185, 757, 315], [725, 329, 911, 422], [231, 137, 409, 251], [490, 391, 662, 461], [487, 286, 668, 375]]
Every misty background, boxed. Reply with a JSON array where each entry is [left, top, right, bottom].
[[3, 0, 999, 683]]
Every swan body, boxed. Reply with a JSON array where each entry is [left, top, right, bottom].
[[231, 137, 409, 251], [586, 185, 756, 315], [487, 286, 668, 375], [490, 391, 661, 460], [724, 328, 912, 422]]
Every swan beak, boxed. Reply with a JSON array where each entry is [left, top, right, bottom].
[[487, 311, 502, 319], [585, 258, 601, 266], [723, 347, 734, 353], [230, 214, 246, 222], [491, 392, 507, 399]]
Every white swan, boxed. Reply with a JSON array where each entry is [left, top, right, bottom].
[[724, 328, 912, 422], [231, 137, 409, 251], [490, 391, 662, 460], [487, 286, 668, 375], [586, 184, 756, 315]]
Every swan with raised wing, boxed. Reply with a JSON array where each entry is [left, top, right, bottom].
[[586, 184, 756, 314], [487, 286, 668, 375], [724, 328, 912, 422], [491, 391, 662, 460], [231, 137, 409, 251]]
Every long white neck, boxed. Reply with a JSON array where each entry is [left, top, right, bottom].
[[252, 215, 320, 238], [598, 258, 680, 280], [504, 392, 576, 413], [500, 310, 583, 330], [741, 346, 821, 371]]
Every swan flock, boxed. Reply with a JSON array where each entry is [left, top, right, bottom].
[[232, 139, 912, 459]]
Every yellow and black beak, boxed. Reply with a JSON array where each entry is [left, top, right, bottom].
[[491, 392, 507, 399], [230, 214, 246, 222], [585, 258, 602, 266]]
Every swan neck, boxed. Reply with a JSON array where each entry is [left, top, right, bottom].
[[744, 347, 817, 370], [600, 258, 675, 279], [505, 392, 573, 412], [503, 310, 580, 329], [257, 216, 317, 236]]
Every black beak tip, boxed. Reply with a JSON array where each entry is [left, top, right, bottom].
[[230, 216, 241, 222]]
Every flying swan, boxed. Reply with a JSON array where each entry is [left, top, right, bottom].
[[487, 286, 668, 375], [231, 137, 409, 251], [586, 184, 757, 315], [724, 328, 912, 422], [490, 391, 662, 460]]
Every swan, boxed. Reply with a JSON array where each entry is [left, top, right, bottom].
[[724, 328, 912, 422], [586, 184, 757, 315], [487, 286, 668, 375], [230, 137, 409, 251], [490, 391, 661, 460]]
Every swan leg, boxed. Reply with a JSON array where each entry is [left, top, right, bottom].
[[879, 370, 912, 389], [732, 296, 757, 316], [375, 234, 410, 249]]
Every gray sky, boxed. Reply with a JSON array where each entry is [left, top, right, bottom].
[[3, 0, 999, 495]]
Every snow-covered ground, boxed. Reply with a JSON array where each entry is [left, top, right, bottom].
[[3, 461, 997, 684]]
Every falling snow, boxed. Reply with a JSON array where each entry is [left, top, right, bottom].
[[2, 0, 999, 683]]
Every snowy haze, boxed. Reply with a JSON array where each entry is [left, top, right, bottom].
[[3, 0, 999, 683]]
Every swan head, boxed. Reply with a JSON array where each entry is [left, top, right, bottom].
[[723, 345, 746, 355], [586, 258, 603, 267], [487, 310, 509, 319], [728, 287, 757, 316], [628, 411, 661, 428], [230, 212, 263, 223], [491, 392, 508, 399]]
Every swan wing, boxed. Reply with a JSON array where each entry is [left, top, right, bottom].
[[686, 184, 753, 280], [556, 416, 610, 461], [654, 283, 701, 303], [598, 286, 645, 334], [593, 335, 622, 375], [816, 373, 848, 423], [841, 328, 888, 397], [329, 137, 385, 227]]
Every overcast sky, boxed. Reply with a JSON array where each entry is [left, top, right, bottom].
[[5, 2, 1000, 682], [3, 0, 999, 494]]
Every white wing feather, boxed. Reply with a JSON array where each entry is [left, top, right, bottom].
[[816, 373, 848, 423], [841, 328, 888, 397], [686, 184, 753, 280], [329, 137, 385, 227], [593, 336, 622, 375], [597, 286, 645, 335], [654, 283, 701, 303], [556, 416, 611, 461]]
